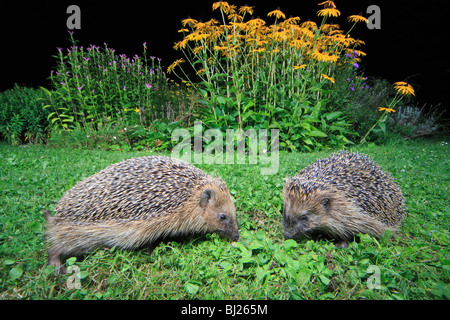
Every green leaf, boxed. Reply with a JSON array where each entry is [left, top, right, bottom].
[[185, 282, 200, 295], [255, 267, 269, 283], [325, 111, 342, 120], [283, 239, 298, 252], [219, 261, 233, 271], [243, 100, 254, 112], [40, 86, 52, 96], [108, 274, 118, 285], [9, 265, 24, 280], [307, 130, 327, 137], [4, 260, 15, 266], [239, 257, 255, 264], [319, 274, 331, 285]]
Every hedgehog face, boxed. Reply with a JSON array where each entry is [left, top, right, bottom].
[[200, 187, 239, 242], [283, 184, 345, 241]]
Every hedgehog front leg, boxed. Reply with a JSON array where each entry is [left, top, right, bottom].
[[145, 241, 159, 256], [48, 248, 66, 275]]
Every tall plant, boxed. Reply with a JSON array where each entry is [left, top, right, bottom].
[[43, 32, 169, 132], [168, 1, 368, 150]]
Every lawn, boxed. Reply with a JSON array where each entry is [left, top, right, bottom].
[[0, 138, 448, 300]]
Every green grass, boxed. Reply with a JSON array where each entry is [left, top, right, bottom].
[[0, 138, 448, 299]]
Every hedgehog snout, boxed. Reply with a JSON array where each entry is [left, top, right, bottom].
[[283, 210, 312, 240]]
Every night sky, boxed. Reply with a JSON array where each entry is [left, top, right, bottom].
[[1, 0, 448, 110]]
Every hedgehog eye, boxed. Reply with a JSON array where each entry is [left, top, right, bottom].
[[300, 214, 308, 221], [219, 213, 227, 221], [322, 198, 330, 207]]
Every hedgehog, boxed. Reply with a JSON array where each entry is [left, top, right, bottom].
[[282, 151, 405, 247], [44, 156, 239, 274]]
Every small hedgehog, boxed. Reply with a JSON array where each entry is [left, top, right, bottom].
[[283, 151, 405, 247], [44, 156, 239, 274]]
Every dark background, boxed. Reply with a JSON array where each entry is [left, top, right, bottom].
[[1, 0, 448, 111]]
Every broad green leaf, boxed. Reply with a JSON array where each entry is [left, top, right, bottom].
[[185, 282, 199, 295], [9, 265, 23, 280]]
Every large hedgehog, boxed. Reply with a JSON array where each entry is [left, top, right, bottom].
[[283, 151, 405, 247], [44, 156, 239, 274]]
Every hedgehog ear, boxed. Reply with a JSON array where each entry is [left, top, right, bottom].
[[200, 188, 215, 208]]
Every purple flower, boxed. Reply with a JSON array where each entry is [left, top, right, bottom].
[[143, 42, 147, 49], [346, 53, 351, 58], [346, 78, 351, 81], [123, 86, 126, 91], [57, 47, 62, 53], [145, 83, 152, 89], [353, 63, 359, 68], [77, 86, 82, 90], [350, 87, 355, 91], [86, 75, 90, 79]]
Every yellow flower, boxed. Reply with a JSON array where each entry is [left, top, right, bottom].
[[214, 45, 228, 51], [181, 18, 198, 27], [378, 107, 396, 113], [167, 58, 185, 73], [347, 15, 368, 23], [239, 5, 254, 15], [173, 39, 188, 50], [178, 28, 189, 33], [267, 9, 286, 20], [317, 8, 341, 17], [250, 48, 265, 53], [321, 74, 335, 84], [190, 32, 208, 41], [293, 64, 307, 70], [311, 49, 338, 63], [318, 1, 336, 9], [212, 1, 230, 14], [246, 18, 266, 27], [394, 81, 415, 96], [123, 108, 128, 112], [284, 16, 301, 25], [196, 69, 206, 75], [135, 107, 140, 113], [290, 39, 306, 49], [228, 13, 244, 22], [301, 21, 317, 30], [193, 46, 203, 55]]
